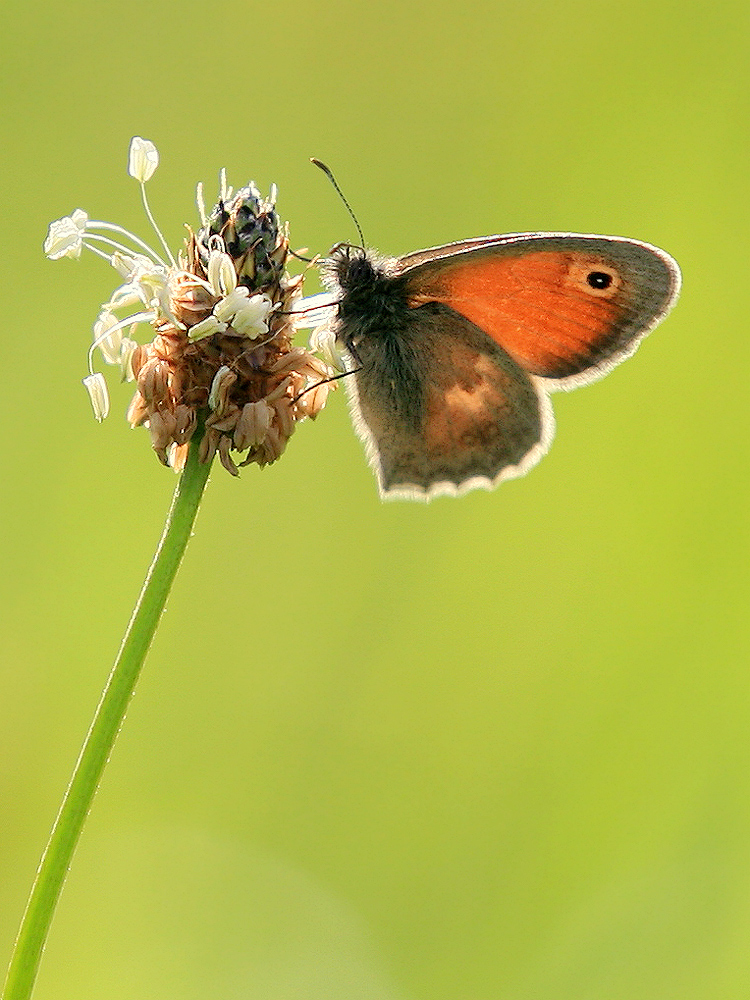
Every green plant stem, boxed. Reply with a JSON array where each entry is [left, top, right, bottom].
[[2, 433, 213, 1000]]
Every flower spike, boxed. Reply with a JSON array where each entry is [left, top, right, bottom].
[[46, 137, 333, 471]]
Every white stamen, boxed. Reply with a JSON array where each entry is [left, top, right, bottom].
[[88, 310, 155, 374], [119, 338, 139, 381], [128, 137, 159, 183], [208, 365, 233, 410], [213, 287, 250, 323], [188, 315, 227, 342], [231, 294, 273, 339], [83, 373, 110, 421], [125, 138, 176, 268], [196, 182, 206, 226], [43, 210, 89, 260], [83, 229, 166, 267], [93, 311, 123, 365], [309, 324, 347, 372], [207, 250, 237, 297]]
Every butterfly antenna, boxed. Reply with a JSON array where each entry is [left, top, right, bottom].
[[291, 366, 363, 405], [311, 158, 366, 248]]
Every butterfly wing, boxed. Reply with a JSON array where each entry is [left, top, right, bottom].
[[333, 233, 680, 500], [347, 300, 552, 500], [395, 233, 680, 387]]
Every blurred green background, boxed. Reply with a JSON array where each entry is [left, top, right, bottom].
[[1, 0, 748, 997]]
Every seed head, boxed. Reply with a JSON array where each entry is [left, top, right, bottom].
[[45, 138, 333, 474]]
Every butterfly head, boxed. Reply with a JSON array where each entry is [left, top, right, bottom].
[[314, 243, 411, 363], [324, 241, 374, 291]]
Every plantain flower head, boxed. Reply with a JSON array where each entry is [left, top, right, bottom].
[[45, 137, 332, 474]]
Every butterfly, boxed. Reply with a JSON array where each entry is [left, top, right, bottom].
[[309, 232, 680, 501]]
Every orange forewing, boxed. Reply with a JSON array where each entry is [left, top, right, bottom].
[[405, 251, 628, 379]]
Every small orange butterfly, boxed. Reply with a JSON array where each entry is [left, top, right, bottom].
[[305, 169, 680, 500]]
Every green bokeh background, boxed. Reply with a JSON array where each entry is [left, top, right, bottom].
[[2, 1, 748, 997]]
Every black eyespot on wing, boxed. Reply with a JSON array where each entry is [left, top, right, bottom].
[[587, 271, 613, 290]]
